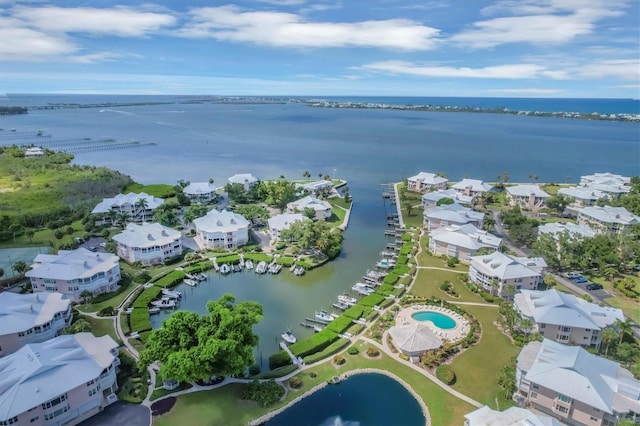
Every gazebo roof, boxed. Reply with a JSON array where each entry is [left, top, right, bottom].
[[388, 323, 442, 353]]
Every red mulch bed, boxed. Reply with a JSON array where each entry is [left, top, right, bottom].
[[151, 397, 176, 416]]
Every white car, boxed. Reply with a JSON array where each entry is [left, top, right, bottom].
[[99, 242, 107, 248]]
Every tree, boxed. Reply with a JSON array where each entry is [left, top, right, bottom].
[[62, 318, 92, 334], [13, 261, 29, 274], [616, 318, 635, 345], [303, 171, 311, 180], [135, 198, 149, 222], [616, 342, 640, 369], [546, 194, 572, 214], [138, 294, 263, 383], [107, 210, 118, 226], [209, 178, 214, 184], [117, 212, 130, 228], [496, 364, 516, 399], [519, 318, 534, 341], [79, 290, 93, 305], [436, 197, 454, 206], [302, 207, 316, 220], [8, 223, 22, 244], [403, 201, 413, 217], [489, 277, 500, 296], [600, 327, 618, 356], [543, 274, 556, 288], [503, 284, 516, 300]]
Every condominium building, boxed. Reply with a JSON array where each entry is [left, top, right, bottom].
[[424, 203, 484, 231], [268, 213, 309, 241], [577, 206, 640, 235], [428, 224, 502, 262], [91, 192, 164, 224], [193, 209, 250, 249], [182, 182, 218, 203], [112, 222, 183, 265], [506, 185, 550, 212], [468, 251, 546, 297], [286, 195, 332, 221], [407, 172, 448, 193]]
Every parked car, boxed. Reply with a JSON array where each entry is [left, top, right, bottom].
[[88, 246, 98, 252], [586, 283, 603, 291], [572, 277, 588, 283], [565, 271, 582, 279]]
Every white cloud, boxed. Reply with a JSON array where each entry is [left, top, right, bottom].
[[69, 51, 141, 64], [12, 6, 176, 36], [489, 88, 564, 95], [573, 59, 640, 80], [252, 0, 307, 5], [177, 6, 440, 50], [356, 60, 563, 79], [452, 0, 629, 48], [0, 16, 76, 60]]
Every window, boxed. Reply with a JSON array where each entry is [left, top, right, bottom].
[[0, 416, 18, 425], [590, 417, 599, 422], [30, 416, 39, 423], [557, 393, 572, 403], [531, 392, 538, 399], [532, 384, 539, 390], [560, 326, 571, 332], [42, 393, 67, 409], [556, 405, 568, 414]]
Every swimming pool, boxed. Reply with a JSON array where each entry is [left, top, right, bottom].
[[411, 311, 457, 329]]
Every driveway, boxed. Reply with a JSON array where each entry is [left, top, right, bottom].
[[79, 402, 150, 426]]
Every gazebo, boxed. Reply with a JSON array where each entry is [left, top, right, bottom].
[[388, 323, 442, 360]]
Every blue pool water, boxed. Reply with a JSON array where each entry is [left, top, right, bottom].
[[411, 311, 457, 329]]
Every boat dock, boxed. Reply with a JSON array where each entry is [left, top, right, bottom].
[[332, 301, 350, 311], [279, 341, 303, 366], [299, 322, 324, 332]]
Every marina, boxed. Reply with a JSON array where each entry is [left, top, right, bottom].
[[183, 279, 198, 287], [150, 297, 178, 309]]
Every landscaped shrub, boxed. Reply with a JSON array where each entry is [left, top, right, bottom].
[[440, 282, 451, 291], [333, 354, 346, 365], [215, 254, 241, 264], [302, 338, 350, 365], [134, 271, 152, 283], [347, 347, 359, 355], [132, 287, 162, 308], [359, 293, 385, 307], [366, 347, 380, 357], [268, 351, 292, 370], [275, 256, 295, 266], [376, 284, 394, 296], [152, 270, 185, 288], [97, 306, 116, 317], [383, 273, 400, 285], [240, 380, 285, 407], [436, 365, 456, 385], [289, 376, 303, 389], [184, 260, 212, 274], [253, 364, 298, 379], [289, 329, 339, 358], [342, 304, 366, 320], [399, 353, 410, 361], [447, 257, 460, 268]]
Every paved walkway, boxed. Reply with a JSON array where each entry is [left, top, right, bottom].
[[393, 182, 405, 228], [417, 266, 466, 272]]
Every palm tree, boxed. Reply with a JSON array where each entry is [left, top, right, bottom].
[[135, 198, 149, 222], [303, 171, 311, 180], [519, 318, 534, 341], [489, 277, 500, 296], [107, 210, 118, 227], [117, 212, 130, 229], [600, 327, 618, 356], [615, 318, 635, 345]]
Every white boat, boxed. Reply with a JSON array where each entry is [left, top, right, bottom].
[[337, 293, 357, 305], [281, 329, 297, 344], [151, 297, 177, 309], [197, 273, 207, 281], [220, 264, 231, 274], [352, 283, 375, 295], [162, 289, 182, 299], [186, 273, 198, 280], [255, 261, 268, 274], [232, 263, 242, 272], [375, 259, 396, 269], [245, 259, 254, 270], [269, 263, 282, 274], [183, 279, 198, 287], [315, 310, 334, 323], [148, 307, 160, 314], [293, 266, 305, 276]]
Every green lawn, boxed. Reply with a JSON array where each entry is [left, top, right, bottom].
[[76, 279, 138, 313], [0, 219, 87, 249], [586, 274, 640, 323], [82, 315, 121, 345], [153, 340, 475, 426]]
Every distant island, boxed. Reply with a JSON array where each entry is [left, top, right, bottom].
[[0, 106, 28, 115], [302, 99, 640, 122]]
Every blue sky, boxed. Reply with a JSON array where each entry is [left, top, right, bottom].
[[0, 0, 638, 97]]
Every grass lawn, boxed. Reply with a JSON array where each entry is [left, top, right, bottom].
[[0, 219, 87, 249], [586, 274, 640, 323], [153, 341, 475, 426], [82, 315, 121, 345], [328, 197, 351, 210], [76, 279, 138, 313]]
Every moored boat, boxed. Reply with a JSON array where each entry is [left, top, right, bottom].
[[337, 293, 357, 305], [220, 263, 231, 274], [281, 329, 297, 344], [183, 279, 198, 287], [352, 283, 375, 295], [315, 310, 334, 323], [255, 261, 268, 274]]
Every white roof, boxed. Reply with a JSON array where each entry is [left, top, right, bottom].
[[183, 182, 216, 195], [0, 293, 70, 335], [422, 189, 473, 205], [506, 184, 550, 198], [581, 172, 630, 186], [193, 209, 249, 233], [26, 248, 120, 281], [91, 192, 164, 214], [558, 186, 609, 202], [425, 203, 484, 224], [579, 206, 640, 226], [464, 405, 561, 426], [298, 180, 333, 191], [228, 173, 258, 185], [268, 213, 308, 231], [514, 289, 624, 330], [408, 171, 448, 185], [0, 333, 118, 419], [538, 222, 596, 239], [452, 178, 493, 193], [519, 339, 640, 414], [584, 182, 631, 195], [112, 222, 181, 249], [388, 323, 442, 353], [429, 224, 502, 251], [287, 195, 332, 212], [469, 251, 545, 280]]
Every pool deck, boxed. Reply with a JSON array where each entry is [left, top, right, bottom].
[[396, 305, 470, 342]]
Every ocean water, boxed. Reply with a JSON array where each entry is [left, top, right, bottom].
[[266, 373, 426, 426]]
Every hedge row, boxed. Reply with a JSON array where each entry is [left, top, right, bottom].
[[252, 364, 298, 379], [152, 270, 185, 288], [325, 316, 353, 334], [394, 265, 410, 275], [275, 256, 295, 267], [184, 261, 212, 274], [401, 233, 412, 242], [376, 284, 394, 296], [359, 293, 385, 307], [302, 338, 350, 364], [342, 304, 367, 320], [243, 253, 273, 262], [383, 273, 399, 285], [268, 351, 293, 370], [289, 329, 339, 358], [129, 309, 152, 333], [215, 254, 241, 264], [132, 286, 163, 308]]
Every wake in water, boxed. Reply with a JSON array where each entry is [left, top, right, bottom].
[[319, 415, 359, 426], [100, 109, 133, 115]]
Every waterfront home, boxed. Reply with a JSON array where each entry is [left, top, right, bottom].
[[468, 251, 546, 297], [112, 222, 182, 266], [505, 184, 550, 212], [538, 222, 597, 241], [267, 213, 309, 241], [0, 333, 121, 426], [183, 182, 218, 203], [388, 323, 441, 361], [464, 405, 561, 426], [193, 209, 249, 249], [228, 173, 259, 191], [428, 223, 502, 262], [558, 186, 609, 211], [287, 195, 332, 221], [407, 171, 448, 193], [0, 292, 72, 357], [580, 172, 631, 188], [513, 289, 624, 348], [421, 189, 473, 209], [424, 203, 484, 231], [577, 205, 640, 235], [515, 339, 640, 426], [451, 178, 494, 198], [297, 179, 334, 196], [91, 192, 164, 224], [26, 248, 121, 302], [24, 147, 45, 157]]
